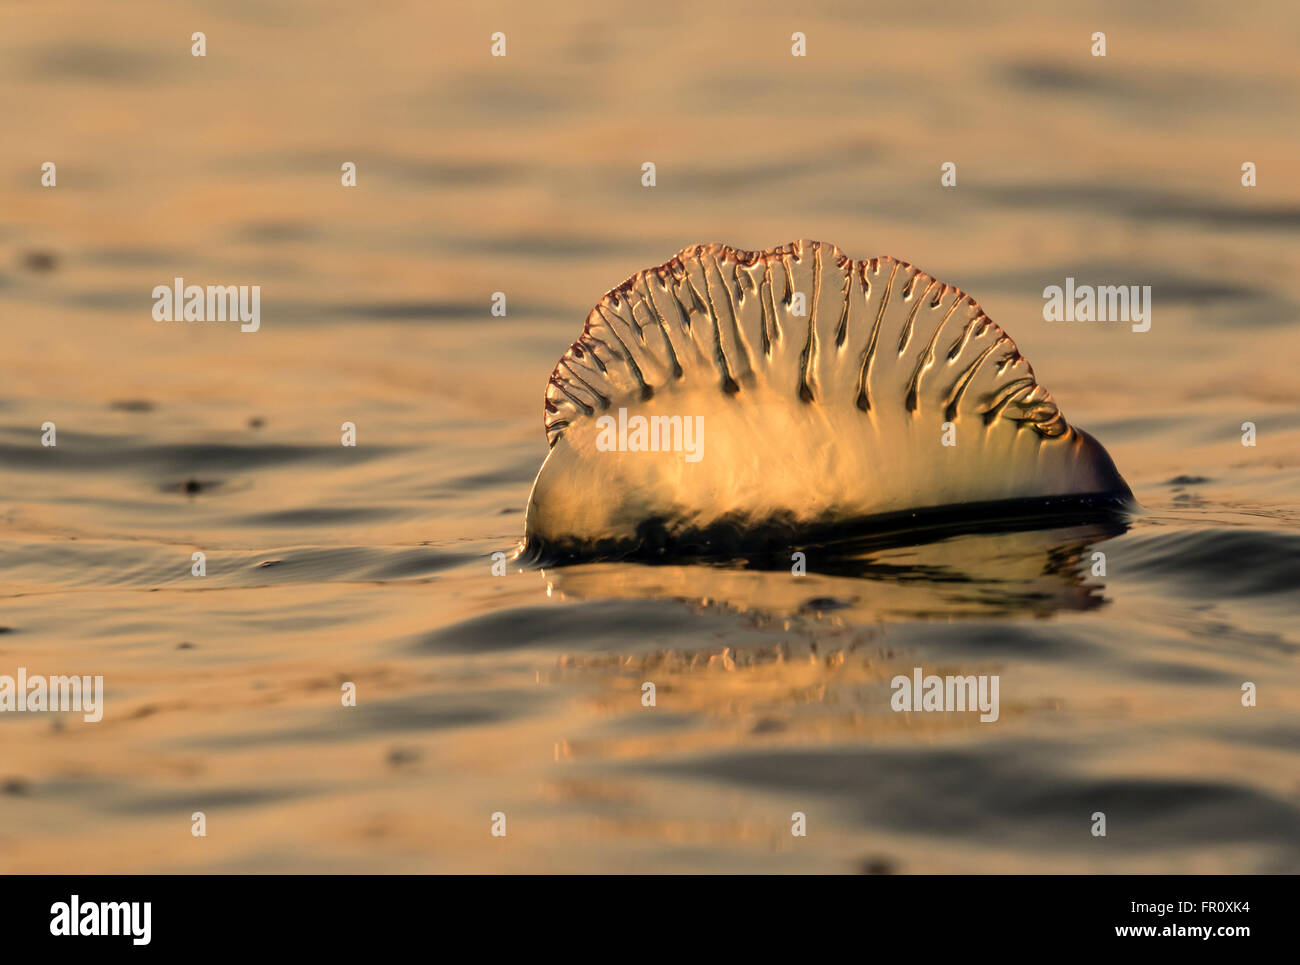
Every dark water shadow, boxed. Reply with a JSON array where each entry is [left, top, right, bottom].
[[528, 514, 1131, 625], [651, 740, 1300, 862]]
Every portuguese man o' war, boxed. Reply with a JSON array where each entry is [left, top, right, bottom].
[[524, 240, 1131, 560]]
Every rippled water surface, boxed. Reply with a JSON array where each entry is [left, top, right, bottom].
[[2, 0, 1298, 872]]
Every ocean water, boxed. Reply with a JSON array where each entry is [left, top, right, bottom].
[[1, 0, 1298, 872]]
